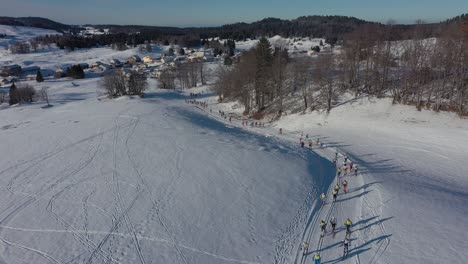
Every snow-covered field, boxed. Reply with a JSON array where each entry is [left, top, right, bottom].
[[0, 77, 337, 263]]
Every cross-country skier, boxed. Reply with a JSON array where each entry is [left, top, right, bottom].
[[354, 166, 358, 176], [334, 183, 340, 194], [309, 140, 313, 148], [349, 161, 353, 170], [345, 218, 352, 234], [332, 189, 338, 202], [343, 237, 350, 256], [330, 216, 337, 232], [302, 241, 309, 256], [343, 180, 348, 193], [300, 141, 305, 148], [279, 128, 282, 134], [320, 193, 326, 206], [314, 253, 321, 264], [337, 168, 342, 177], [320, 220, 327, 236], [333, 158, 337, 165]]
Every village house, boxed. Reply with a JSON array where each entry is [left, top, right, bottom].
[[110, 59, 122, 68], [1, 64, 22, 77], [143, 56, 154, 64], [22, 65, 41, 76], [54, 68, 67, 78], [26, 74, 36, 81], [188, 52, 205, 63], [91, 61, 105, 68], [127, 55, 142, 64]]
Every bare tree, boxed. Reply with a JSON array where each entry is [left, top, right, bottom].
[[102, 71, 127, 97], [290, 57, 313, 111], [314, 54, 336, 113], [159, 68, 176, 89], [128, 72, 148, 96]]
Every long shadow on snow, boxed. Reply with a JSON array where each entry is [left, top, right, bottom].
[[354, 217, 394, 232], [322, 248, 372, 264], [345, 152, 412, 175], [172, 106, 338, 255], [345, 181, 383, 195], [335, 190, 371, 203]]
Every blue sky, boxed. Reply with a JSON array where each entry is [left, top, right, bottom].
[[0, 0, 467, 26]]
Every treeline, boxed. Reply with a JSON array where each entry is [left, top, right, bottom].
[[31, 31, 203, 51], [214, 21, 468, 116], [159, 62, 207, 90]]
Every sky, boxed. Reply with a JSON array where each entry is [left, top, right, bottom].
[[0, 0, 467, 27]]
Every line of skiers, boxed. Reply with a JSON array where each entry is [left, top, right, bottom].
[[242, 121, 265, 127], [185, 99, 208, 109], [303, 152, 358, 263]]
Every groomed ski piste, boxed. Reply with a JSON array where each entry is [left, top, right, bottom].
[[184, 84, 468, 264]]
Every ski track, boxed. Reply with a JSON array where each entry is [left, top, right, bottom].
[[198, 106, 392, 264], [0, 127, 109, 263]]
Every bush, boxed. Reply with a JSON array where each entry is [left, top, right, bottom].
[[9, 83, 36, 104]]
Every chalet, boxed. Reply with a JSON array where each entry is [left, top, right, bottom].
[[1, 78, 11, 86], [127, 55, 141, 64], [54, 68, 67, 78], [91, 61, 105, 68], [1, 64, 22, 77], [110, 59, 122, 67], [188, 52, 205, 63], [143, 56, 154, 64], [26, 74, 37, 81], [22, 66, 41, 75]]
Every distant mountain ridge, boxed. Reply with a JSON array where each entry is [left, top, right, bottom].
[[0, 17, 71, 32], [0, 14, 465, 40]]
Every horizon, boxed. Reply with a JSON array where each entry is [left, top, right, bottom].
[[0, 0, 467, 27]]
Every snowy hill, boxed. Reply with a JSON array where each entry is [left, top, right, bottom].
[[194, 85, 468, 263], [0, 25, 61, 48]]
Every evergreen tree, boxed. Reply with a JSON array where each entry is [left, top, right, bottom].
[[254, 37, 273, 110], [168, 47, 175, 56], [66, 65, 85, 79], [9, 82, 18, 105], [178, 47, 185, 55], [36, 70, 44, 82]]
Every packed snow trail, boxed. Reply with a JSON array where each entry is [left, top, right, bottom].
[[0, 90, 337, 263], [185, 99, 395, 264]]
